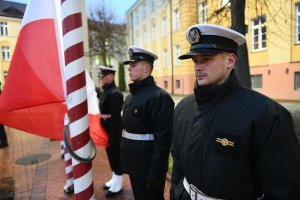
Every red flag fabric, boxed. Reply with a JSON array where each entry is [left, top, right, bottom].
[[0, 1, 66, 140], [0, 0, 108, 147], [86, 72, 108, 147]]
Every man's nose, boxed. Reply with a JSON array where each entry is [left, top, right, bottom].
[[194, 63, 203, 70]]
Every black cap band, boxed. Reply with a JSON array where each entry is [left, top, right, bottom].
[[130, 52, 155, 63], [192, 35, 238, 53], [191, 43, 237, 54], [123, 52, 155, 65]]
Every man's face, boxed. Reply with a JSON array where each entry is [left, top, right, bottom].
[[128, 61, 150, 81], [192, 52, 236, 86], [100, 74, 113, 85]]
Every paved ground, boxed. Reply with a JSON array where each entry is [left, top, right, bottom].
[[0, 127, 170, 200]]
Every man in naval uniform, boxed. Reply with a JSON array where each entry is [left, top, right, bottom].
[[121, 46, 174, 200], [170, 24, 300, 200], [98, 66, 123, 198]]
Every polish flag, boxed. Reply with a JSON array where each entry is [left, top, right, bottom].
[[0, 0, 108, 146], [86, 72, 108, 147]]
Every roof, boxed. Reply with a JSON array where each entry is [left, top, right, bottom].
[[0, 0, 26, 19]]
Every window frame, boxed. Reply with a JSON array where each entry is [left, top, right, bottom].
[[174, 45, 180, 65], [251, 15, 267, 52], [175, 80, 181, 89], [151, 23, 156, 41], [198, 1, 208, 24], [151, 0, 155, 13], [0, 22, 8, 36], [162, 16, 167, 37], [142, 3, 147, 19], [173, 8, 180, 31], [143, 28, 147, 44], [251, 74, 263, 89], [295, 3, 300, 44], [163, 49, 168, 68], [295, 72, 300, 90], [2, 46, 10, 61]]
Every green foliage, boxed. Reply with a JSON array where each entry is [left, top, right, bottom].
[[168, 154, 173, 175], [118, 62, 126, 91]]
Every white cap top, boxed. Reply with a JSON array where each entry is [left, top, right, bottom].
[[186, 24, 246, 46], [123, 46, 158, 65], [98, 66, 116, 72], [179, 23, 246, 60]]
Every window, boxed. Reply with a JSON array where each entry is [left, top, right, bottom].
[[2, 46, 10, 60], [134, 10, 139, 25], [162, 16, 167, 37], [143, 28, 147, 44], [176, 80, 181, 89], [251, 15, 267, 51], [151, 23, 156, 41], [251, 74, 262, 89], [0, 22, 8, 36], [164, 80, 168, 89], [296, 3, 300, 43], [173, 9, 180, 31], [135, 31, 140, 46], [295, 72, 300, 90], [163, 49, 168, 68], [151, 0, 155, 13], [142, 3, 146, 19], [174, 45, 180, 65], [128, 16, 132, 29], [198, 1, 208, 23], [220, 0, 230, 7]]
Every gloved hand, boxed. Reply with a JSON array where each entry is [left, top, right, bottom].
[[147, 178, 164, 191]]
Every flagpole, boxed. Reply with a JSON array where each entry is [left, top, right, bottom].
[[60, 0, 95, 199]]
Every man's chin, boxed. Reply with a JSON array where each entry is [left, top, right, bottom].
[[196, 80, 209, 87]]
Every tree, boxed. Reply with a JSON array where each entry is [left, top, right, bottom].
[[230, 0, 251, 88], [207, 0, 251, 88], [88, 5, 127, 67], [118, 62, 126, 91]]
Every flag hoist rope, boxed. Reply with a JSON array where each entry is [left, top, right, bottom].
[[63, 123, 96, 163]]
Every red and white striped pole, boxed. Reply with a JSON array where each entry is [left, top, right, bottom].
[[62, 140, 74, 193], [60, 0, 94, 199]]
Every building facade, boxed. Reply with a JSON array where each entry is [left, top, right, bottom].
[[125, 0, 300, 102], [0, 1, 26, 86]]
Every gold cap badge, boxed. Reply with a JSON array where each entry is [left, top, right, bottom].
[[128, 49, 133, 57], [187, 27, 201, 44]]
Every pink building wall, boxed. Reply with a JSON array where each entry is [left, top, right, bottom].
[[155, 74, 195, 95], [250, 62, 300, 101]]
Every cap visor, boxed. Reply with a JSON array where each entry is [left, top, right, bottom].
[[123, 59, 148, 65], [178, 50, 223, 60], [123, 60, 134, 65]]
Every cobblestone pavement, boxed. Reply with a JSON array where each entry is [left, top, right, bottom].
[[0, 127, 170, 200]]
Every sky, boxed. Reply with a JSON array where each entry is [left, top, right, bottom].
[[7, 0, 137, 23]]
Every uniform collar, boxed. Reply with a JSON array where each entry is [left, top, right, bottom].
[[129, 76, 155, 94], [193, 70, 240, 103], [102, 80, 116, 91]]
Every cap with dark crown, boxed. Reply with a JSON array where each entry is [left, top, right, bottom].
[[179, 24, 246, 60], [123, 46, 158, 65], [98, 66, 116, 78]]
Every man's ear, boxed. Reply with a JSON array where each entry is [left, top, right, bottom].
[[145, 63, 152, 74], [226, 53, 236, 69]]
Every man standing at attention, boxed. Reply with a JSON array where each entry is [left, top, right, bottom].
[[98, 66, 123, 198], [121, 46, 174, 200], [170, 24, 300, 200]]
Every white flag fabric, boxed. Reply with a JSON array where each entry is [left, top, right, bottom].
[[0, 0, 108, 146]]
